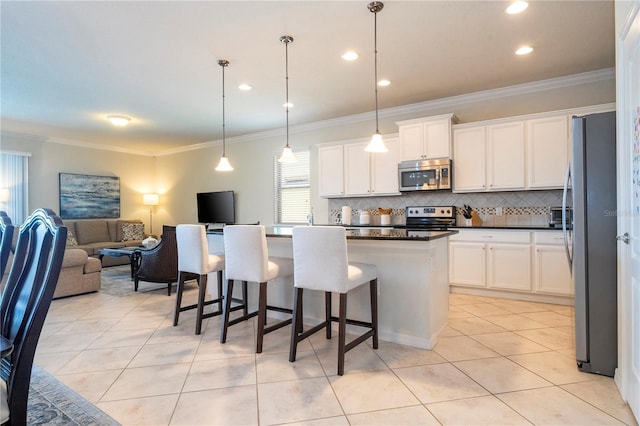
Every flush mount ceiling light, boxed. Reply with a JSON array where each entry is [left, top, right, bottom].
[[342, 51, 359, 61], [378, 79, 391, 87], [506, 1, 528, 14], [238, 83, 252, 91], [107, 115, 130, 127], [364, 1, 388, 153], [215, 59, 234, 172], [278, 35, 296, 163], [515, 46, 534, 55]]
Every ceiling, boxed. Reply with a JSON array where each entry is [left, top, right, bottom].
[[0, 1, 615, 156]]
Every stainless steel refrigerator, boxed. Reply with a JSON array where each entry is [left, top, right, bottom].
[[563, 111, 617, 377]]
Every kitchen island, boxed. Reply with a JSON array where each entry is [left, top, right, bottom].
[[207, 226, 457, 349]]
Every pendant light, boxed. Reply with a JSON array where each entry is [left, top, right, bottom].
[[278, 35, 296, 163], [364, 1, 388, 153], [215, 59, 234, 172]]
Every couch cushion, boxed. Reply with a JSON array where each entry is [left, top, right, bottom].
[[75, 221, 111, 245], [116, 220, 143, 241], [62, 248, 88, 267], [107, 221, 118, 241], [122, 222, 145, 241]]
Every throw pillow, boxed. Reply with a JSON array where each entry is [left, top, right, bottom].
[[66, 229, 78, 247], [121, 222, 145, 241]]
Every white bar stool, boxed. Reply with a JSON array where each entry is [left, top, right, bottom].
[[289, 225, 378, 375], [175, 224, 230, 335], [221, 225, 294, 353]]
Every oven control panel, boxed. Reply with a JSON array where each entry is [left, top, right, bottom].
[[406, 206, 455, 219]]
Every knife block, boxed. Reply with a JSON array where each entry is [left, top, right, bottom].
[[471, 211, 483, 226]]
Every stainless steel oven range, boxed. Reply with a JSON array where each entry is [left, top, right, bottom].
[[394, 206, 456, 233]]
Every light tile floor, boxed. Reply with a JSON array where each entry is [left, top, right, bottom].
[[35, 269, 638, 426]]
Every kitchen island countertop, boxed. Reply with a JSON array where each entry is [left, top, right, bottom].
[[208, 226, 457, 241]]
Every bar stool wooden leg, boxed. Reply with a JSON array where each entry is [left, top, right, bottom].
[[325, 291, 332, 339], [216, 270, 223, 314], [195, 274, 208, 335], [220, 279, 234, 343], [256, 281, 268, 353], [173, 272, 186, 326], [370, 279, 379, 349], [289, 287, 303, 362], [242, 281, 249, 316], [338, 293, 348, 376]]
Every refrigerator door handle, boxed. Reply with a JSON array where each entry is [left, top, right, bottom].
[[562, 164, 573, 274]]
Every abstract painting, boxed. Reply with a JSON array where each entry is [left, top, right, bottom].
[[59, 173, 120, 219]]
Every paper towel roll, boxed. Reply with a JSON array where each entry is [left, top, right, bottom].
[[341, 206, 352, 225]]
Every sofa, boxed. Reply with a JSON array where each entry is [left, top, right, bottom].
[[64, 219, 147, 266]]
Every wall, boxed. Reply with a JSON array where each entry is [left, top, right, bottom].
[[0, 71, 616, 229], [0, 134, 156, 230]]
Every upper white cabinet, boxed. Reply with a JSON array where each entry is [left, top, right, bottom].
[[397, 113, 457, 161], [527, 115, 570, 189], [453, 127, 486, 191], [319, 137, 400, 198], [486, 121, 526, 190], [318, 145, 345, 197], [453, 114, 570, 192]]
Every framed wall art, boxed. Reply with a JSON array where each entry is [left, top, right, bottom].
[[59, 173, 120, 219]]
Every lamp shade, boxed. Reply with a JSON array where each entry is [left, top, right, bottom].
[[142, 193, 159, 206], [364, 133, 388, 153], [278, 146, 296, 163], [215, 156, 234, 171]]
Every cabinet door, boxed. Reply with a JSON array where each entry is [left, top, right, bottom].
[[399, 123, 425, 161], [425, 119, 451, 159], [487, 121, 525, 190], [453, 127, 486, 192], [371, 137, 400, 195], [487, 243, 531, 291], [344, 142, 371, 196], [527, 115, 569, 189], [534, 245, 573, 295], [318, 145, 344, 197], [449, 242, 486, 287]]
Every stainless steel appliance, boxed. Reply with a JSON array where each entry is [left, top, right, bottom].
[[398, 158, 451, 192], [395, 206, 456, 230], [565, 111, 617, 377], [549, 206, 573, 228]]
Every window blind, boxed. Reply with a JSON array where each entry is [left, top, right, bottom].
[[274, 150, 310, 224]]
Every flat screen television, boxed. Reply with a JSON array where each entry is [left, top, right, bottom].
[[196, 190, 235, 225]]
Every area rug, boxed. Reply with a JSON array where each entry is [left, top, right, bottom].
[[28, 364, 120, 425], [100, 265, 173, 296]]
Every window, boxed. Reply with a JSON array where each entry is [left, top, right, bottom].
[[0, 151, 30, 224], [274, 150, 310, 224]]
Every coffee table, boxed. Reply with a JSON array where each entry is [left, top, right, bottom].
[[98, 246, 145, 279]]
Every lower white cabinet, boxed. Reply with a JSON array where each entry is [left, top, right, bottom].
[[449, 229, 572, 300]]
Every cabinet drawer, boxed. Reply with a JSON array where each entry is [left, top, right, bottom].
[[450, 230, 531, 244], [534, 231, 566, 245]]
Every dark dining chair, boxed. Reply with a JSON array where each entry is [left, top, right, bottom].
[[0, 208, 67, 425], [0, 212, 14, 278]]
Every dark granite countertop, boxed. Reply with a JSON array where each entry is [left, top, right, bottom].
[[450, 225, 570, 231], [208, 226, 457, 241]]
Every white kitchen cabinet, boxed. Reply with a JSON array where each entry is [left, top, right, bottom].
[[487, 243, 531, 291], [527, 115, 570, 189], [533, 232, 573, 295], [449, 242, 486, 287], [318, 145, 344, 197], [319, 137, 399, 198], [452, 126, 486, 192], [397, 114, 456, 161], [486, 121, 526, 190]]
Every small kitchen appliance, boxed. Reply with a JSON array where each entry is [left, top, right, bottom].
[[549, 206, 573, 228], [395, 206, 456, 230], [398, 158, 452, 192]]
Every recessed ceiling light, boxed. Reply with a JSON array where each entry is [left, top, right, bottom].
[[515, 46, 533, 55], [283, 102, 294, 108], [378, 79, 391, 87], [238, 83, 252, 91], [506, 1, 528, 14], [107, 115, 130, 126], [342, 51, 359, 61]]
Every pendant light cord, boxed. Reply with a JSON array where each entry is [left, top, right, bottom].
[[374, 8, 379, 134], [222, 63, 226, 155], [285, 37, 290, 148]]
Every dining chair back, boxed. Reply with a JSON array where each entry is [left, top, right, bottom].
[[0, 208, 67, 425]]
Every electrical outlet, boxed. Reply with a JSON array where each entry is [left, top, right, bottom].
[[495, 207, 503, 216]]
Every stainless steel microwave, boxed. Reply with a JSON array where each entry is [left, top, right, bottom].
[[398, 158, 452, 191]]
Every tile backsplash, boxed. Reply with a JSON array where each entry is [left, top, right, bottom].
[[328, 190, 569, 226]]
